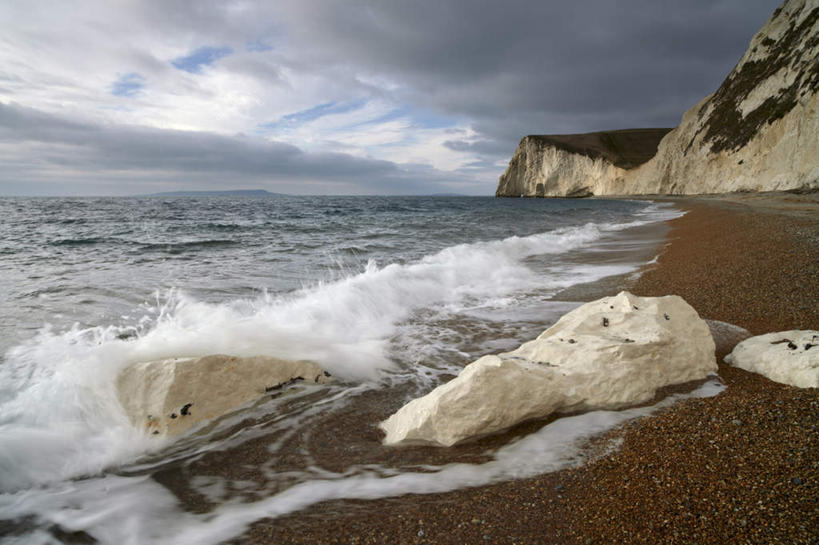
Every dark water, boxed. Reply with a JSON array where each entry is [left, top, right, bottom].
[[0, 195, 683, 544]]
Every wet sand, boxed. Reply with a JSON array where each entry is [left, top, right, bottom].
[[225, 193, 818, 545]]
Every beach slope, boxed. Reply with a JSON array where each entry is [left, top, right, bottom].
[[241, 193, 818, 544]]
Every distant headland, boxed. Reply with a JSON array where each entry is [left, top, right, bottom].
[[143, 189, 286, 197]]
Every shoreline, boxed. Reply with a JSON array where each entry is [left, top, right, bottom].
[[629, 193, 818, 334], [239, 193, 818, 544]]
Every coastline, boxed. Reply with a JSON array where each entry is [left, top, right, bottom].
[[630, 192, 819, 334], [239, 193, 818, 544]]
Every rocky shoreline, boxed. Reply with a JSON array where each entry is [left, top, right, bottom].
[[238, 194, 818, 544]]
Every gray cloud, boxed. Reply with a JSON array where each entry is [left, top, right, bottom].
[[0, 0, 783, 195], [0, 103, 472, 196], [275, 0, 780, 140], [443, 138, 511, 157]]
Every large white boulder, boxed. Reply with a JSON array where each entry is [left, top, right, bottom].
[[380, 291, 716, 446], [117, 354, 330, 437], [725, 330, 819, 388]]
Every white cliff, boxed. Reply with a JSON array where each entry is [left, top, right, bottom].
[[380, 292, 716, 447], [496, 137, 626, 197], [497, 0, 819, 197], [117, 354, 330, 437], [495, 130, 669, 197]]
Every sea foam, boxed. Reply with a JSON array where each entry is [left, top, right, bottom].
[[0, 380, 723, 545], [0, 204, 682, 527]]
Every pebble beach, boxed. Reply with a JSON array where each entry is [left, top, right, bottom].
[[239, 193, 819, 544]]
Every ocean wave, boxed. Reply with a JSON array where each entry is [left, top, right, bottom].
[[50, 236, 119, 246], [137, 239, 240, 252], [0, 380, 724, 545], [0, 214, 670, 494], [202, 222, 245, 232]]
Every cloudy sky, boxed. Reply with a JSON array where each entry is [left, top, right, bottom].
[[0, 0, 781, 196]]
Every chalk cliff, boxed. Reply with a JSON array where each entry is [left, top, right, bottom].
[[497, 0, 819, 197], [495, 129, 671, 197]]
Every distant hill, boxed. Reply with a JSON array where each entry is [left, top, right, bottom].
[[144, 189, 286, 197]]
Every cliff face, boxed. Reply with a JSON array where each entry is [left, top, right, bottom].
[[495, 129, 671, 197], [498, 0, 819, 197]]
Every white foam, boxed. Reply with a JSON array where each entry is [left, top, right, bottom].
[[0, 379, 724, 545], [0, 212, 674, 493]]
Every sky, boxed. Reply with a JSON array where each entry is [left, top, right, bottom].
[[0, 0, 782, 196]]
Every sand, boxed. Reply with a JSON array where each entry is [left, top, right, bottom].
[[233, 193, 818, 545], [634, 193, 818, 334]]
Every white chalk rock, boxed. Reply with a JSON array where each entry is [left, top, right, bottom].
[[380, 292, 716, 446], [725, 330, 819, 388], [117, 354, 330, 437]]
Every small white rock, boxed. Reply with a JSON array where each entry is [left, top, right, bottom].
[[725, 330, 819, 388]]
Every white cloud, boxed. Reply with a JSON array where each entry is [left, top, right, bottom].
[[0, 0, 780, 195], [0, 0, 475, 173]]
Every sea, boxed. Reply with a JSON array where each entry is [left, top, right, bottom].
[[0, 195, 722, 544]]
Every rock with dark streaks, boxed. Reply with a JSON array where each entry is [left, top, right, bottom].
[[117, 354, 330, 437], [381, 292, 716, 446], [725, 330, 819, 387]]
